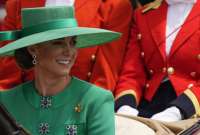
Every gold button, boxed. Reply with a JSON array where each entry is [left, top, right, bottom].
[[137, 33, 142, 40], [91, 54, 96, 61], [162, 67, 167, 73], [146, 83, 150, 88], [190, 72, 196, 78], [141, 52, 145, 58], [87, 72, 92, 78], [167, 67, 175, 75], [149, 69, 154, 74], [187, 83, 194, 89], [197, 54, 200, 60]]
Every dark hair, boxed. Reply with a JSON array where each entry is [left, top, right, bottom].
[[14, 48, 34, 70]]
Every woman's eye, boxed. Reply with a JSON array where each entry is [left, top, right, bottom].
[[49, 37, 76, 48], [52, 41, 63, 45]]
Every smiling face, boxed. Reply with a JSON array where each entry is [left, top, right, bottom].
[[28, 37, 77, 77]]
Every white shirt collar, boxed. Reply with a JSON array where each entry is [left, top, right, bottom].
[[166, 0, 196, 5], [45, 0, 75, 7]]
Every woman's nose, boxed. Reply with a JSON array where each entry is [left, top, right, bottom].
[[63, 46, 70, 53], [63, 43, 74, 55]]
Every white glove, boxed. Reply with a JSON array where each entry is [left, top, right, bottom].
[[151, 106, 182, 122], [117, 105, 139, 117]]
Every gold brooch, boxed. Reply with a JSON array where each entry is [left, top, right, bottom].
[[74, 104, 81, 113]]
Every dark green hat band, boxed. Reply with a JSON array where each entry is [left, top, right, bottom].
[[0, 30, 20, 40], [21, 18, 77, 37], [0, 18, 77, 41]]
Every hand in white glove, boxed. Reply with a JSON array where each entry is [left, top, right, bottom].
[[117, 105, 139, 117], [151, 106, 182, 122]]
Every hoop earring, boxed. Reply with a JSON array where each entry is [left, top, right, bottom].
[[32, 55, 37, 65]]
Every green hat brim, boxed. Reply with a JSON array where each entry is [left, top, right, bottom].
[[0, 27, 120, 56]]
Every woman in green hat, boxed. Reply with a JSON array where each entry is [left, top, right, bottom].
[[0, 6, 120, 135]]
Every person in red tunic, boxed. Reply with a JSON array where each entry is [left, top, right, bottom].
[[116, 0, 200, 121]]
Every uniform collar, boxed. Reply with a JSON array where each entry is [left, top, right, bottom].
[[166, 0, 196, 5]]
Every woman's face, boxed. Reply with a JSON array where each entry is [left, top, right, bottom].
[[28, 37, 77, 77]]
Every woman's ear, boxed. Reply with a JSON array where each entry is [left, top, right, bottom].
[[27, 46, 38, 56]]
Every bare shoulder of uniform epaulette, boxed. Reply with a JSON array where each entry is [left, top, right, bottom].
[[142, 0, 163, 14]]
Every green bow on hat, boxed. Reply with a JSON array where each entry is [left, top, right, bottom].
[[0, 6, 121, 56]]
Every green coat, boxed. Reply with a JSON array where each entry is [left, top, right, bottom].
[[0, 77, 115, 135]]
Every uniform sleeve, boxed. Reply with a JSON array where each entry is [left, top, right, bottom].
[[87, 91, 115, 135], [114, 14, 146, 111], [89, 0, 133, 91], [170, 81, 200, 119]]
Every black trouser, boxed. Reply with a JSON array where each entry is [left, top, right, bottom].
[[138, 81, 177, 118]]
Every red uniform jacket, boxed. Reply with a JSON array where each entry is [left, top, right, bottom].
[[0, 0, 132, 97], [116, 1, 200, 117]]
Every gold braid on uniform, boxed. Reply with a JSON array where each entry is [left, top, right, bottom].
[[142, 0, 163, 13]]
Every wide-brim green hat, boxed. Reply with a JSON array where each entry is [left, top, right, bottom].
[[0, 6, 121, 56]]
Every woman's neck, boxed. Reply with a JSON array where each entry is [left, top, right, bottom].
[[34, 69, 71, 96]]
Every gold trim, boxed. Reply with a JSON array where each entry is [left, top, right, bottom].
[[184, 89, 200, 116], [142, 0, 163, 13], [74, 104, 81, 113], [115, 90, 139, 105]]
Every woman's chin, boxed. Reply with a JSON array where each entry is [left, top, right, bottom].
[[57, 70, 70, 76]]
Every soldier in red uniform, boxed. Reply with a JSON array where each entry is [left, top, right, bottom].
[[116, 0, 200, 121], [0, 0, 133, 111]]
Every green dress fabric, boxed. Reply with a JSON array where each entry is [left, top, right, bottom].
[[0, 77, 114, 135]]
